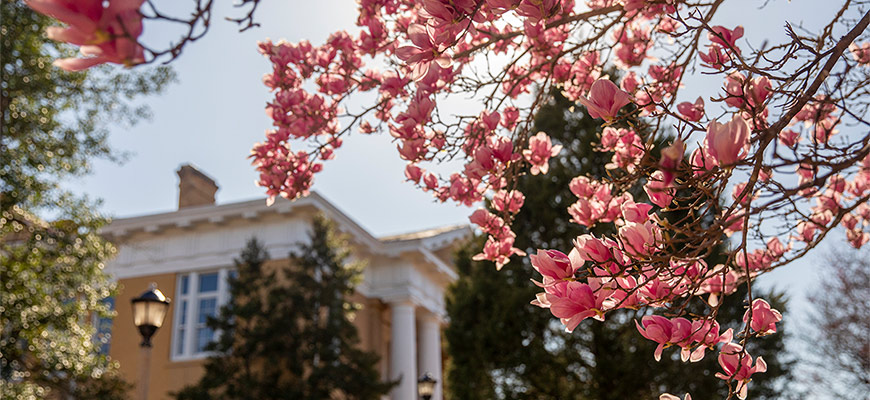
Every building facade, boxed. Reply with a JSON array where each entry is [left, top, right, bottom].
[[102, 165, 469, 400]]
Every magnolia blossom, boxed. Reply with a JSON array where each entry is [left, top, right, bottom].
[[677, 97, 705, 122], [572, 234, 615, 263], [705, 114, 750, 167], [687, 319, 733, 362], [644, 171, 674, 208], [619, 220, 660, 256], [577, 78, 633, 121], [548, 281, 607, 332], [850, 41, 870, 65], [659, 139, 685, 186], [708, 25, 744, 52], [492, 190, 525, 214], [715, 343, 767, 399], [530, 249, 578, 284], [27, 0, 146, 70], [635, 315, 693, 361], [396, 24, 451, 81], [743, 299, 782, 335], [523, 132, 562, 175]]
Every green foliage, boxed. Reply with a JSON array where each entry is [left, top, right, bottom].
[[0, 1, 173, 398], [445, 91, 793, 399], [0, 0, 174, 212], [175, 215, 394, 400]]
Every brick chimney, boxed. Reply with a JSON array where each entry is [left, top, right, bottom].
[[176, 164, 218, 209]]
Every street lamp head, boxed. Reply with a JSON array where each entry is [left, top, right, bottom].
[[417, 372, 437, 400], [131, 283, 171, 348]]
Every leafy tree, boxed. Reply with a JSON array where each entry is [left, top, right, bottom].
[[0, 1, 173, 398], [801, 247, 870, 399], [175, 215, 394, 400], [445, 91, 793, 399]]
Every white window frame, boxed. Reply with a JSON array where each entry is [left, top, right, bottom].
[[171, 268, 231, 361]]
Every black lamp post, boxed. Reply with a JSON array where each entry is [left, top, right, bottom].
[[131, 283, 171, 347], [417, 372, 437, 400], [131, 283, 170, 400]]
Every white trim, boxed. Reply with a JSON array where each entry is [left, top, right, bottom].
[[101, 191, 471, 258], [420, 248, 459, 281]]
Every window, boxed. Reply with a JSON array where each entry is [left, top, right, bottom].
[[172, 269, 232, 360], [93, 297, 114, 355]]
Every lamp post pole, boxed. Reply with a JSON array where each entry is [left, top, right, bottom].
[[131, 283, 171, 400], [139, 344, 152, 400]]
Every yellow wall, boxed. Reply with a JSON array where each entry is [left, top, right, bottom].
[[111, 265, 389, 400], [111, 273, 205, 400]]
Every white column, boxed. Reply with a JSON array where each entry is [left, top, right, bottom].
[[418, 314, 443, 400], [390, 300, 417, 400]]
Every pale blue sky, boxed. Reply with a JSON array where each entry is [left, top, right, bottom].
[[69, 0, 850, 316]]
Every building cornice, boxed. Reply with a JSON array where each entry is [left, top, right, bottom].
[[101, 191, 471, 257]]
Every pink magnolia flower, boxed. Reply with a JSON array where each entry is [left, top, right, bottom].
[[778, 129, 800, 147], [688, 319, 733, 362], [472, 234, 525, 270], [849, 42, 870, 65], [548, 281, 606, 332], [659, 139, 685, 186], [619, 220, 660, 256], [568, 197, 606, 227], [469, 208, 505, 235], [705, 114, 750, 167], [743, 299, 782, 335], [28, 0, 147, 70], [569, 176, 598, 198], [708, 25, 744, 52], [715, 343, 767, 399], [523, 132, 562, 175], [766, 237, 788, 259], [501, 106, 520, 129], [644, 171, 674, 208], [577, 78, 633, 121], [530, 249, 578, 283], [405, 163, 423, 183], [699, 266, 740, 306], [660, 394, 692, 400], [677, 97, 705, 122], [572, 234, 615, 263], [640, 276, 684, 306], [620, 198, 654, 224], [422, 172, 438, 191], [396, 24, 451, 81], [635, 316, 694, 361], [746, 76, 771, 108], [723, 72, 747, 108], [690, 147, 716, 175], [699, 44, 731, 69], [492, 190, 525, 214], [516, 0, 560, 23], [846, 228, 870, 248]]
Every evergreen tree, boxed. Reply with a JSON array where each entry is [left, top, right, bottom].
[[175, 215, 394, 400], [1, 1, 172, 398], [445, 91, 793, 399]]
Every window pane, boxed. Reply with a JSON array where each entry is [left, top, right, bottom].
[[180, 275, 189, 295], [198, 298, 217, 324], [198, 273, 218, 293], [95, 297, 114, 355], [179, 300, 188, 325], [176, 328, 185, 354], [196, 327, 214, 353]]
